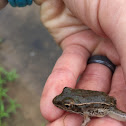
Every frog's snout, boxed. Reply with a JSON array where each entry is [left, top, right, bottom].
[[53, 96, 59, 105], [52, 96, 56, 104]]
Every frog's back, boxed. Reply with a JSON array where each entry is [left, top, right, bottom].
[[63, 87, 116, 106], [75, 89, 115, 104]]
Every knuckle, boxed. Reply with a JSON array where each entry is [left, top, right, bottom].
[[40, 0, 86, 43]]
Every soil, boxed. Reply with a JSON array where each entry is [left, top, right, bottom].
[[0, 3, 61, 126]]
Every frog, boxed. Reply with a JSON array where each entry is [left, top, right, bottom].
[[53, 87, 126, 126]]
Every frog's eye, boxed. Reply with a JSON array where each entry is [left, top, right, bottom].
[[64, 104, 70, 108]]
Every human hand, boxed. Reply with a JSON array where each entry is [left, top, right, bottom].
[[0, 0, 8, 10], [39, 0, 126, 126]]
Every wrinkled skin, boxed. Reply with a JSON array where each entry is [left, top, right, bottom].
[[1, 0, 126, 126]]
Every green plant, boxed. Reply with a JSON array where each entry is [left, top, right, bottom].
[[0, 67, 20, 126]]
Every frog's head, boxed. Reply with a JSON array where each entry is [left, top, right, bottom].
[[53, 87, 82, 114]]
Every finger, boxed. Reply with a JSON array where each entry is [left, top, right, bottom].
[[63, 0, 105, 37], [109, 66, 126, 125], [47, 113, 83, 126], [76, 64, 123, 126], [0, 0, 8, 9], [40, 0, 90, 43], [88, 66, 126, 126], [47, 114, 122, 126], [40, 30, 101, 121], [98, 1, 126, 83], [33, 0, 47, 5], [77, 63, 112, 93], [40, 44, 90, 121], [89, 117, 123, 126], [109, 66, 126, 115]]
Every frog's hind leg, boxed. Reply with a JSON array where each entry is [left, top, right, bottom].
[[108, 107, 126, 122], [82, 114, 90, 126]]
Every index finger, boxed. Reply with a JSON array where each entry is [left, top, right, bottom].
[[40, 43, 89, 121], [40, 30, 100, 121]]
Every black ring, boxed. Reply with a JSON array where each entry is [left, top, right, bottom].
[[87, 55, 116, 73]]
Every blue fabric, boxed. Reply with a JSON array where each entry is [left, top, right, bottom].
[[15, 0, 27, 7], [8, 0, 16, 7], [8, 0, 32, 7], [27, 0, 32, 5]]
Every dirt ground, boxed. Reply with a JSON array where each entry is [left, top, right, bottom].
[[0, 3, 61, 126]]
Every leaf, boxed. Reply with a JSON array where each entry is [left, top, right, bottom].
[[0, 66, 20, 125], [0, 78, 6, 85], [1, 88, 8, 97], [0, 102, 4, 113], [0, 112, 9, 118], [6, 70, 18, 82], [6, 98, 20, 114]]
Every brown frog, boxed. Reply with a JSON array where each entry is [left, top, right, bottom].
[[53, 87, 126, 126]]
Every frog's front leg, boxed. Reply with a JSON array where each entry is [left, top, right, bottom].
[[82, 114, 90, 126]]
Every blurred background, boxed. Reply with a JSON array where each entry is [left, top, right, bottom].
[[0, 3, 61, 126]]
